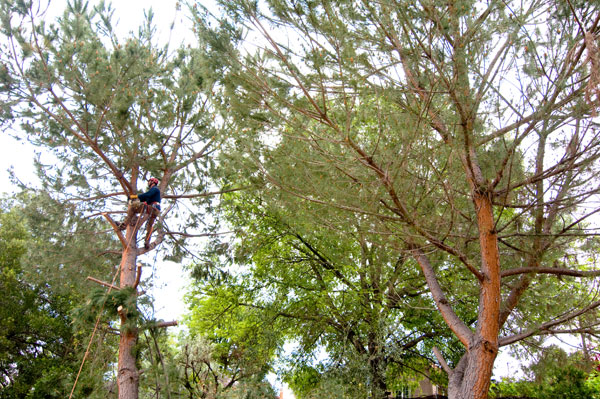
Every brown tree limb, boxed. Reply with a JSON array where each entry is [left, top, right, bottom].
[[137, 229, 166, 256], [101, 212, 127, 248], [171, 136, 216, 173], [292, 232, 358, 291], [500, 299, 600, 346], [87, 276, 120, 291], [432, 346, 452, 375], [153, 321, 178, 328], [381, 200, 484, 281], [162, 187, 249, 199], [117, 305, 127, 323], [411, 247, 474, 347], [165, 230, 235, 238], [501, 267, 600, 278], [67, 191, 126, 202], [133, 264, 143, 289], [400, 332, 435, 350]]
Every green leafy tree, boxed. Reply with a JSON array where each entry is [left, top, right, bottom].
[[192, 192, 461, 397], [183, 293, 282, 398], [0, 1, 236, 398], [490, 346, 600, 399], [193, 0, 600, 398], [0, 194, 119, 398]]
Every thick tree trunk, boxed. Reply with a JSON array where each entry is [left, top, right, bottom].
[[447, 339, 497, 399], [117, 215, 140, 399], [446, 193, 500, 399], [368, 354, 387, 398]]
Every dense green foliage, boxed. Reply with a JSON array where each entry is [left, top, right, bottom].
[[0, 0, 270, 396], [188, 191, 462, 397], [0, 0, 231, 254], [189, 0, 600, 396], [0, 206, 74, 398], [490, 347, 600, 399], [0, 195, 119, 398]]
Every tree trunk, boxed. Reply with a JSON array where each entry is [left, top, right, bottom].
[[368, 354, 387, 398], [117, 215, 140, 399], [446, 193, 500, 399], [447, 339, 498, 399]]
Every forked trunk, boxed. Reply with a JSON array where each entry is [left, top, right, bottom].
[[434, 192, 500, 399], [448, 340, 497, 399]]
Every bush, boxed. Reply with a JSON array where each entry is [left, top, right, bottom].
[[490, 366, 600, 399]]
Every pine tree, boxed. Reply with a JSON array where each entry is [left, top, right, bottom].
[[195, 0, 600, 397], [0, 1, 235, 398]]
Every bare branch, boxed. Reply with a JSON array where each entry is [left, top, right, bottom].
[[500, 299, 600, 346], [133, 263, 143, 289], [101, 212, 127, 248], [432, 346, 452, 375], [67, 192, 126, 202], [165, 230, 235, 238], [501, 267, 600, 278], [87, 276, 120, 291], [411, 247, 474, 347], [117, 305, 127, 323], [145, 321, 179, 329], [162, 187, 249, 199]]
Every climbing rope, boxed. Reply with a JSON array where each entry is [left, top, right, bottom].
[[68, 208, 146, 399]]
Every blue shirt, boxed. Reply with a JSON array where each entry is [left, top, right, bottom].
[[138, 186, 161, 209]]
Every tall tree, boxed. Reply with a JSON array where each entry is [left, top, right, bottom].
[[182, 298, 282, 399], [195, 0, 600, 397], [0, 1, 233, 398], [0, 203, 77, 399]]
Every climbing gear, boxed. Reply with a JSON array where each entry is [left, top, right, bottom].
[[148, 177, 159, 187]]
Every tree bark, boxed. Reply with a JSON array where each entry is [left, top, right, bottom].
[[117, 213, 140, 399], [446, 193, 500, 399], [447, 339, 498, 399]]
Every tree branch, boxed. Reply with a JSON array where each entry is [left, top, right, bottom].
[[87, 276, 120, 291], [162, 187, 249, 199], [432, 346, 452, 374], [67, 191, 126, 202], [411, 246, 474, 347], [501, 267, 600, 278], [500, 299, 600, 346], [165, 230, 235, 238], [101, 212, 127, 248], [133, 263, 143, 289]]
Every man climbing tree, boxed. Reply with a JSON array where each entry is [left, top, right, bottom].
[[137, 177, 161, 210], [0, 1, 235, 398], [122, 177, 162, 249], [138, 177, 161, 249]]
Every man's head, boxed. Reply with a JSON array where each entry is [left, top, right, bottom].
[[148, 177, 159, 188]]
